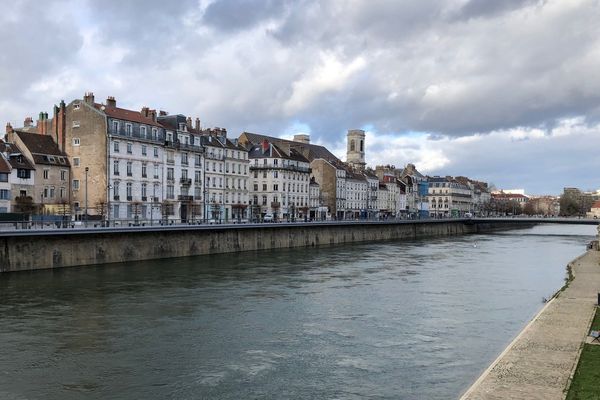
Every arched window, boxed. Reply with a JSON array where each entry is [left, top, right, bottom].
[[350, 140, 355, 151], [360, 140, 364, 152]]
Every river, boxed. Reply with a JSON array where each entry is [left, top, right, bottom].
[[0, 224, 595, 399]]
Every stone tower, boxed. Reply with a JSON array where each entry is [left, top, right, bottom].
[[346, 129, 366, 170]]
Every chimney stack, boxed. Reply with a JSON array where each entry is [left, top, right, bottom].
[[149, 109, 157, 122], [141, 106, 149, 117], [106, 96, 116, 108], [293, 134, 310, 144], [5, 122, 13, 135], [186, 117, 192, 129], [195, 118, 200, 131], [262, 139, 269, 153], [159, 110, 168, 116], [83, 92, 95, 105], [24, 117, 33, 127]]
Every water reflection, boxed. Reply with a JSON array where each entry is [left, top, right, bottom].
[[0, 225, 595, 399]]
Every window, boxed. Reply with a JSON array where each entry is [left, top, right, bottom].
[[43, 169, 49, 179], [0, 173, 7, 182], [142, 162, 147, 178], [153, 147, 159, 158], [274, 171, 278, 179], [254, 183, 258, 191], [126, 182, 132, 200], [195, 154, 201, 167], [60, 187, 65, 199], [17, 169, 31, 179], [182, 153, 188, 165], [60, 170, 67, 181], [127, 161, 132, 176], [114, 141, 119, 152], [167, 185, 174, 199], [127, 143, 132, 154], [112, 121, 119, 133], [225, 162, 229, 173], [0, 189, 10, 200], [72, 121, 80, 128], [274, 184, 278, 191], [113, 160, 120, 175], [113, 182, 120, 200], [154, 165, 159, 179], [72, 179, 80, 190], [167, 168, 174, 181], [182, 169, 188, 180], [141, 183, 147, 199], [73, 102, 80, 110], [262, 195, 267, 206], [195, 170, 201, 182], [152, 128, 158, 140], [125, 124, 132, 136], [73, 138, 80, 146], [50, 187, 55, 198], [142, 145, 147, 156], [140, 126, 147, 138], [73, 157, 80, 167]]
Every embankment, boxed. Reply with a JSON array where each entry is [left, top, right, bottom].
[[0, 220, 529, 272]]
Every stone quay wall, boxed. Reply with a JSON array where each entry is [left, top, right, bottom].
[[0, 220, 529, 272]]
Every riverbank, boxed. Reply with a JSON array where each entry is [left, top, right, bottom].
[[0, 219, 529, 272], [460, 249, 600, 400]]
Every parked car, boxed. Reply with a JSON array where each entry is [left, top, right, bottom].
[[263, 213, 274, 222]]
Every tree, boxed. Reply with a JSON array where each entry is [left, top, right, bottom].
[[560, 194, 579, 216], [96, 201, 108, 221], [523, 201, 536, 216], [13, 196, 38, 215]]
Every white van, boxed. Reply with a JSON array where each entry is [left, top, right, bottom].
[[263, 213, 274, 222]]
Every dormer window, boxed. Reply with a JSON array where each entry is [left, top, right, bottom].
[[140, 126, 147, 138]]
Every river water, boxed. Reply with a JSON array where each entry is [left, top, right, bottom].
[[0, 224, 595, 399]]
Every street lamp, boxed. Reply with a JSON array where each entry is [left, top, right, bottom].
[[85, 167, 89, 227], [107, 184, 112, 227]]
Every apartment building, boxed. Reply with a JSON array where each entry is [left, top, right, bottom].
[[428, 176, 473, 218], [248, 139, 311, 221]]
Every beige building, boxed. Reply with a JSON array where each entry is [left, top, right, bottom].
[[7, 129, 70, 214]]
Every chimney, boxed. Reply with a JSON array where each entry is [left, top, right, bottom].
[[195, 118, 200, 131], [186, 117, 192, 129], [5, 122, 13, 135], [262, 139, 269, 153], [159, 110, 168, 116], [141, 106, 149, 117], [293, 134, 310, 144], [221, 128, 227, 138], [149, 109, 157, 122], [57, 100, 66, 151], [106, 96, 116, 108], [24, 117, 33, 127], [83, 92, 95, 105]]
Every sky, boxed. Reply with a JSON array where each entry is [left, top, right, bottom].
[[1, 0, 599, 195]]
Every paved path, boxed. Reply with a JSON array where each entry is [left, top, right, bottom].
[[460, 250, 600, 400]]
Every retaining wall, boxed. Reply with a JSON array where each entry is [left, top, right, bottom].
[[0, 220, 530, 272]]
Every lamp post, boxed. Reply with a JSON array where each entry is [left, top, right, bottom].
[[85, 167, 89, 227], [40, 192, 44, 228], [107, 184, 112, 227]]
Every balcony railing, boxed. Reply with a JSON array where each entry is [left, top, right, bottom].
[[180, 178, 192, 186], [178, 195, 194, 201], [205, 153, 224, 161], [250, 164, 311, 173]]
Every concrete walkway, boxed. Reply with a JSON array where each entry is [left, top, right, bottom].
[[460, 250, 600, 400]]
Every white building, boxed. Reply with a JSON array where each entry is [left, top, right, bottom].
[[248, 140, 311, 221]]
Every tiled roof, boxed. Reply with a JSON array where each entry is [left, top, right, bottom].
[[95, 103, 163, 127], [0, 142, 35, 170], [14, 131, 69, 166], [241, 132, 340, 163], [0, 152, 11, 173], [591, 200, 600, 209]]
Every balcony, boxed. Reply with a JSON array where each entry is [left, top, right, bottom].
[[141, 196, 147, 201], [166, 175, 175, 182], [178, 195, 194, 201], [205, 153, 224, 161], [113, 195, 120, 201], [180, 178, 192, 186], [250, 164, 311, 173]]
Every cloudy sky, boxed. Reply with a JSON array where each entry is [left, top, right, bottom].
[[1, 0, 599, 194]]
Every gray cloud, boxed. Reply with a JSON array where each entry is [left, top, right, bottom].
[[1, 0, 599, 193]]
